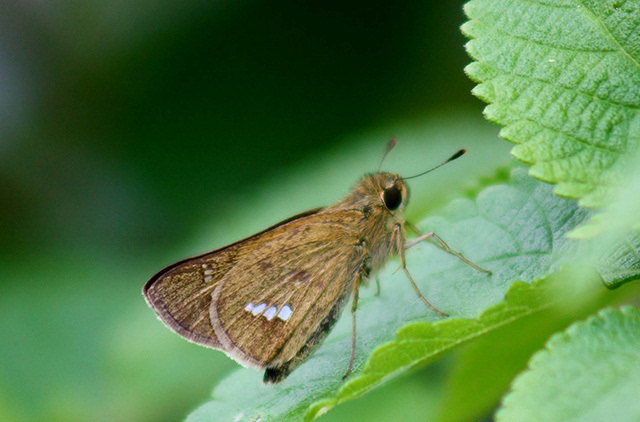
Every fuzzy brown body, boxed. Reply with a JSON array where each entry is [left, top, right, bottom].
[[143, 172, 409, 383]]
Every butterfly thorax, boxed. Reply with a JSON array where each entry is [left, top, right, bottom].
[[324, 172, 409, 274]]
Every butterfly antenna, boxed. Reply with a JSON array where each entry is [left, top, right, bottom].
[[403, 149, 466, 180], [378, 137, 397, 171]]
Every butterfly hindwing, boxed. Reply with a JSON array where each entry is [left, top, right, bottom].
[[143, 245, 243, 349]]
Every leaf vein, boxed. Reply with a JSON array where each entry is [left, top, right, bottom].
[[576, 0, 640, 72]]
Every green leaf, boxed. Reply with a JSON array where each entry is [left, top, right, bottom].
[[597, 231, 640, 288], [436, 262, 633, 422], [497, 306, 640, 422], [463, 0, 640, 208], [436, 292, 582, 422], [568, 155, 640, 238], [307, 267, 610, 422], [187, 168, 592, 422]]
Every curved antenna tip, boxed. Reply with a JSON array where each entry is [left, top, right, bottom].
[[449, 149, 466, 162], [403, 148, 468, 180]]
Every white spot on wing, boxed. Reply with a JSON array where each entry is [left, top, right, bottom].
[[277, 305, 293, 321], [264, 306, 277, 320], [244, 302, 255, 312], [251, 303, 266, 315], [204, 269, 214, 275], [204, 275, 213, 283]]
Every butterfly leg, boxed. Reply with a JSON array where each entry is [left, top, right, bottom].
[[405, 221, 491, 274], [374, 276, 381, 296], [393, 223, 448, 317], [343, 274, 361, 380]]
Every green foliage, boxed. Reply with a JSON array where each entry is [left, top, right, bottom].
[[569, 164, 640, 238], [497, 306, 640, 421], [14, 1, 637, 420], [463, 0, 640, 209], [8, 1, 640, 422], [595, 232, 640, 288], [436, 270, 603, 422], [306, 276, 592, 422], [186, 1, 640, 420]]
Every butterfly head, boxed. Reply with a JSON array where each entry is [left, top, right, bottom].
[[377, 173, 409, 213], [346, 172, 409, 216]]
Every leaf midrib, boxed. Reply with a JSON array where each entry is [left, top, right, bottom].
[[576, 0, 640, 72]]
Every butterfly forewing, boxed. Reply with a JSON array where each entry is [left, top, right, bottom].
[[211, 211, 364, 368]]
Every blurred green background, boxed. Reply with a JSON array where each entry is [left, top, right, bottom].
[[0, 1, 507, 421]]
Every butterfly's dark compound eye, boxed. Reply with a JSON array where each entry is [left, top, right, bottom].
[[383, 186, 402, 210]]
